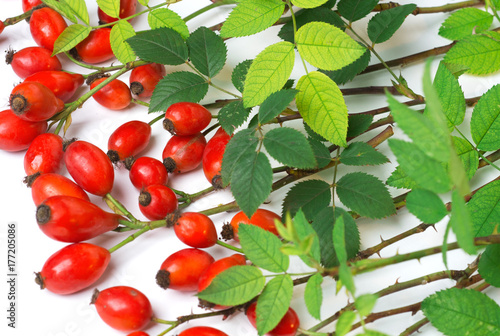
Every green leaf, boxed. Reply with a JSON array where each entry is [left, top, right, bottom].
[[197, 265, 265, 305], [387, 92, 450, 163], [434, 62, 466, 130], [388, 139, 451, 194], [347, 114, 373, 138], [147, 8, 190, 40], [137, 0, 149, 6], [422, 288, 500, 336], [220, 0, 285, 38], [282, 180, 332, 220], [187, 27, 227, 78], [259, 90, 298, 125], [304, 273, 323, 320], [309, 138, 331, 168], [96, 0, 120, 19], [231, 151, 273, 218], [296, 22, 365, 71], [256, 275, 293, 335], [304, 122, 327, 142], [358, 331, 391, 336], [368, 4, 417, 44], [333, 215, 355, 294], [439, 7, 493, 41], [291, 0, 328, 9], [471, 84, 500, 151], [311, 207, 360, 267], [444, 33, 500, 75], [467, 180, 500, 237], [55, 0, 89, 25], [243, 42, 295, 108], [337, 0, 379, 22], [356, 294, 378, 317], [406, 189, 448, 224], [110, 21, 136, 64], [386, 165, 418, 190], [42, 0, 77, 23], [340, 142, 389, 166], [296, 71, 348, 147], [52, 24, 91, 56], [217, 100, 251, 135], [336, 311, 356, 336], [232, 59, 252, 93], [221, 129, 259, 186], [450, 189, 476, 255], [263, 127, 317, 169], [479, 244, 500, 287], [336, 172, 396, 219], [148, 72, 208, 113], [293, 209, 322, 265], [239, 224, 289, 273], [322, 46, 370, 85], [126, 27, 188, 65], [452, 137, 479, 180]]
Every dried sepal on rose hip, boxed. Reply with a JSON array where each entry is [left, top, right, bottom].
[[6, 46, 62, 79], [138, 184, 178, 220], [9, 82, 65, 122], [163, 102, 212, 136]]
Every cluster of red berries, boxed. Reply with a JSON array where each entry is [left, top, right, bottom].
[[0, 1, 301, 335]]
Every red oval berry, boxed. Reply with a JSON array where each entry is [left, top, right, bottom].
[[0, 21, 4, 35], [30, 7, 68, 51], [129, 63, 166, 98], [90, 77, 132, 110], [178, 326, 229, 336], [163, 102, 212, 136], [24, 133, 64, 176], [162, 133, 206, 174], [230, 209, 281, 241], [138, 184, 178, 220], [22, 0, 43, 12], [9, 82, 65, 122], [64, 140, 114, 196], [107, 120, 151, 163], [247, 302, 300, 336], [93, 286, 153, 332], [198, 254, 247, 292], [30, 173, 90, 206], [35, 243, 110, 295], [36, 195, 121, 242], [156, 248, 215, 291], [174, 212, 218, 248], [24, 71, 84, 102], [203, 127, 231, 188], [6, 46, 62, 79], [98, 0, 137, 24], [0, 109, 47, 152], [128, 157, 168, 189], [127, 332, 149, 336], [74, 28, 114, 64]]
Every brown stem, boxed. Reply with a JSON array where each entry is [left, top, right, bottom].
[[373, 0, 485, 14]]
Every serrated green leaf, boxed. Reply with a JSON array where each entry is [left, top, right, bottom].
[[347, 114, 373, 138], [389, 139, 452, 194], [356, 294, 378, 317], [422, 288, 500, 336], [96, 0, 120, 19], [127, 27, 188, 65], [148, 8, 189, 39], [471, 84, 500, 151], [312, 207, 360, 268], [291, 0, 328, 8], [337, 0, 379, 22], [231, 151, 273, 218], [322, 46, 370, 85], [282, 180, 332, 220], [467, 180, 500, 237], [55, 0, 89, 25], [256, 275, 293, 335], [450, 189, 476, 255], [309, 138, 331, 168], [296, 22, 365, 71], [305, 273, 323, 320], [259, 90, 298, 125], [220, 0, 284, 38], [406, 189, 448, 224], [52, 24, 91, 55], [340, 142, 389, 166], [296, 71, 348, 147], [232, 59, 252, 93], [197, 265, 265, 305], [334, 215, 356, 294], [243, 42, 295, 108], [149, 72, 208, 113], [439, 8, 493, 41], [187, 26, 227, 78], [337, 172, 396, 219], [479, 244, 500, 287], [138, 0, 149, 6], [221, 129, 259, 186], [217, 100, 251, 136], [110, 21, 136, 64], [368, 4, 417, 44], [453, 137, 479, 180], [304, 122, 327, 142], [336, 311, 356, 336], [444, 33, 500, 75], [263, 127, 317, 169], [293, 209, 322, 265], [434, 62, 466, 130], [42, 0, 77, 23], [386, 165, 418, 190], [239, 224, 289, 273]]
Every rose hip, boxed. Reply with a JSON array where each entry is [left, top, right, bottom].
[[29, 7, 68, 51], [129, 63, 166, 98], [30, 173, 90, 206], [24, 133, 64, 176], [6, 46, 62, 79], [9, 82, 65, 122], [98, 0, 137, 24], [128, 157, 168, 189], [247, 302, 300, 336], [24, 71, 85, 102], [202, 127, 231, 188], [163, 102, 212, 136], [0, 109, 47, 152], [74, 28, 114, 64], [229, 209, 282, 241], [178, 326, 229, 336], [107, 120, 151, 163], [22, 0, 42, 12], [173, 212, 218, 248], [90, 77, 132, 110], [162, 133, 207, 173], [138, 184, 178, 220]]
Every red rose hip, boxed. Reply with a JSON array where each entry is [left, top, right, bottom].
[[162, 133, 207, 173], [230, 209, 281, 241], [90, 77, 132, 110], [203, 127, 231, 188], [30, 173, 90, 206], [107, 120, 151, 163], [29, 7, 67, 51], [178, 326, 229, 336], [163, 102, 212, 136], [74, 28, 114, 64], [0, 109, 47, 152], [24, 71, 84, 102], [173, 212, 218, 248], [128, 156, 168, 189], [24, 133, 64, 176], [9, 82, 65, 122], [6, 46, 62, 79], [138, 184, 178, 220], [247, 302, 300, 336], [130, 63, 166, 98]]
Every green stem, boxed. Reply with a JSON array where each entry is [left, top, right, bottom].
[[151, 317, 176, 325], [131, 98, 150, 107], [183, 0, 238, 22], [148, 113, 165, 126], [104, 193, 138, 222], [374, 0, 485, 14], [216, 240, 244, 253], [199, 201, 239, 216], [3, 8, 34, 26], [108, 225, 151, 253]]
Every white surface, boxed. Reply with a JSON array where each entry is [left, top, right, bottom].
[[0, 1, 499, 336]]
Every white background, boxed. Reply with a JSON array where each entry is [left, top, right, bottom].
[[0, 1, 499, 336]]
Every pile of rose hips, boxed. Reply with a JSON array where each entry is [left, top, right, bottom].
[[0, 1, 300, 336]]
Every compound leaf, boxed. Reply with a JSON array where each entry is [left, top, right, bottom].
[[467, 179, 500, 237], [217, 100, 251, 135]]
